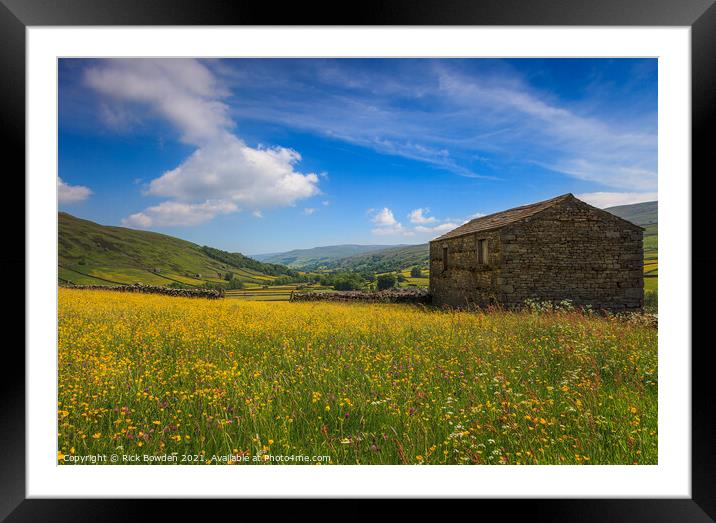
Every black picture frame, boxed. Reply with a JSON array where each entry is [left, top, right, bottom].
[[2, 0, 713, 520]]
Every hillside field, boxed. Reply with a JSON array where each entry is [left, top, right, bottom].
[[58, 212, 292, 288], [58, 288, 657, 465]]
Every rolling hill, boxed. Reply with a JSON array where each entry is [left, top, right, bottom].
[[603, 201, 657, 227], [324, 243, 429, 273], [252, 244, 406, 268], [58, 212, 293, 287]]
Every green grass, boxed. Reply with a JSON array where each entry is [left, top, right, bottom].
[[642, 222, 658, 296], [58, 266, 120, 286], [88, 268, 178, 286], [395, 269, 430, 288], [641, 220, 657, 309]]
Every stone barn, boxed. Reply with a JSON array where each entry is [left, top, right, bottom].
[[429, 194, 644, 310]]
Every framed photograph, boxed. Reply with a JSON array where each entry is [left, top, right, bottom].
[[4, 0, 714, 519]]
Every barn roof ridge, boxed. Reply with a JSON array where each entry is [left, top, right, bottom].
[[430, 193, 641, 242]]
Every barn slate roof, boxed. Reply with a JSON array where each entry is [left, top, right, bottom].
[[431, 193, 642, 242]]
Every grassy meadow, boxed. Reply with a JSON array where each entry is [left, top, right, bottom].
[[58, 288, 657, 465]]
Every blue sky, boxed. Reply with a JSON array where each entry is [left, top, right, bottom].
[[58, 58, 657, 254]]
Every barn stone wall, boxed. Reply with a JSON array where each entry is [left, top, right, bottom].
[[429, 229, 502, 308], [429, 199, 644, 310]]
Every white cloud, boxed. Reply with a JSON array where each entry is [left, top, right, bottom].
[[372, 207, 398, 227], [370, 207, 463, 238], [122, 200, 237, 228], [545, 160, 657, 193], [371, 207, 410, 236], [576, 191, 658, 209], [86, 59, 321, 227], [99, 103, 141, 132], [414, 222, 459, 235], [303, 207, 317, 215], [58, 177, 92, 204], [370, 139, 490, 179], [408, 208, 437, 224], [146, 134, 320, 209], [86, 59, 231, 144], [458, 211, 486, 224]]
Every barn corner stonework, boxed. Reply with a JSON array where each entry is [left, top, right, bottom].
[[428, 194, 644, 311]]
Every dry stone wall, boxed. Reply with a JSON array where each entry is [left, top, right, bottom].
[[60, 283, 224, 299], [291, 288, 429, 304]]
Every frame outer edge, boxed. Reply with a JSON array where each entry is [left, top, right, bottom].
[[0, 0, 27, 521], [692, 1, 716, 521], [4, 0, 715, 519], [0, 0, 715, 26]]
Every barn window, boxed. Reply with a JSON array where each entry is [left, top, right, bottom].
[[442, 246, 448, 271], [477, 239, 488, 265]]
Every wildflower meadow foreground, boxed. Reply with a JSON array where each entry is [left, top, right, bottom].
[[58, 288, 657, 465]]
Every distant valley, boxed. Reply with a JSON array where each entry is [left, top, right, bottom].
[[252, 244, 409, 268]]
